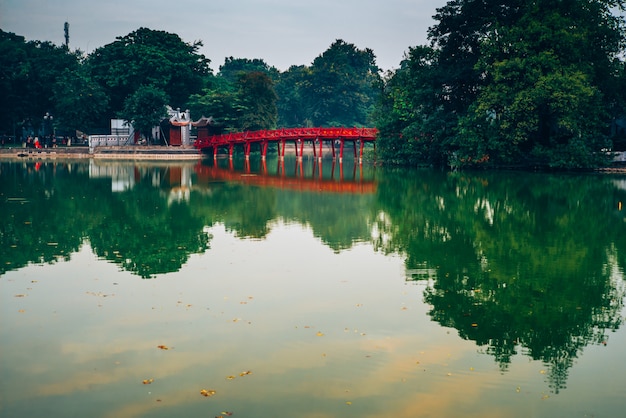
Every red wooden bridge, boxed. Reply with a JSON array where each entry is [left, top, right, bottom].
[[194, 127, 378, 161]]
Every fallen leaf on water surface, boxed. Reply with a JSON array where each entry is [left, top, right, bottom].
[[346, 401, 352, 405], [226, 375, 236, 380], [239, 371, 252, 376], [221, 412, 233, 416], [142, 378, 154, 385], [157, 345, 170, 350], [14, 294, 26, 298], [316, 331, 324, 337], [200, 389, 216, 397], [18, 309, 25, 313]]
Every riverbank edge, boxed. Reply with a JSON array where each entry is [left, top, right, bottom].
[[0, 146, 205, 161], [3, 146, 626, 172]]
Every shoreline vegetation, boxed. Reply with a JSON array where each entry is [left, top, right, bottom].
[[3, 145, 626, 173], [3, 1, 626, 171]]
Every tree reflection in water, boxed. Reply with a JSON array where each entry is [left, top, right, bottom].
[[1, 159, 626, 391], [373, 169, 626, 392]]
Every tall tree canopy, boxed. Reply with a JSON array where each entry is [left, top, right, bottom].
[[376, 0, 626, 169], [302, 39, 381, 127], [0, 30, 82, 138], [120, 84, 169, 140], [237, 71, 278, 131], [85, 28, 211, 119]]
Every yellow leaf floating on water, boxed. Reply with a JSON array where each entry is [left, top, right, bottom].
[[239, 370, 252, 376], [142, 378, 154, 385], [226, 375, 236, 380], [316, 331, 324, 337], [346, 401, 352, 405], [200, 389, 216, 397], [157, 345, 169, 350]]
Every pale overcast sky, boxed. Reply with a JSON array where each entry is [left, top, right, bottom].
[[0, 0, 447, 72]]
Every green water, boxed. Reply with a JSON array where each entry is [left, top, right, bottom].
[[1, 156, 625, 417]]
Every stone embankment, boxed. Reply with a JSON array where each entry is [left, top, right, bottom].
[[0, 146, 203, 160]]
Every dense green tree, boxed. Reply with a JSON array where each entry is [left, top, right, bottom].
[[455, 0, 624, 167], [85, 28, 211, 120], [276, 65, 311, 127], [52, 67, 110, 135], [376, 0, 626, 169], [189, 63, 278, 133], [375, 46, 449, 165], [237, 71, 278, 131], [187, 85, 241, 134], [218, 57, 279, 84], [302, 39, 381, 127], [0, 30, 81, 139], [120, 85, 169, 141]]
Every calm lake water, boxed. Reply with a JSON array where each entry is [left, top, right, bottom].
[[1, 156, 626, 418]]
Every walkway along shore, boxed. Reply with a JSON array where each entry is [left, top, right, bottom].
[[0, 146, 203, 160], [3, 145, 626, 172]]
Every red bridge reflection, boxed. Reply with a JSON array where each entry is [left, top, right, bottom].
[[194, 158, 376, 194], [194, 127, 377, 161]]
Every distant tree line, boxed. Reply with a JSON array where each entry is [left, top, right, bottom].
[[1, 0, 625, 169], [0, 28, 379, 142]]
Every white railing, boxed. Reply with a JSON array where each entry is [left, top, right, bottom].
[[88, 135, 134, 149]]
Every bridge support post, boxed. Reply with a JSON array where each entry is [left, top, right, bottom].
[[339, 139, 344, 163], [359, 139, 364, 164], [318, 138, 323, 161]]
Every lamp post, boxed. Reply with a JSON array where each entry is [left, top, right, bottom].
[[43, 113, 54, 148], [43, 113, 53, 136]]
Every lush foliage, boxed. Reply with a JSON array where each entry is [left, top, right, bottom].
[[376, 0, 626, 169], [85, 28, 211, 116], [0, 30, 85, 138], [276, 40, 382, 127], [120, 85, 169, 139]]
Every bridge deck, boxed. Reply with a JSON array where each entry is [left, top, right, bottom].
[[194, 127, 377, 161]]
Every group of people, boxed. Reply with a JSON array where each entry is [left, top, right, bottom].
[[23, 135, 72, 149]]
